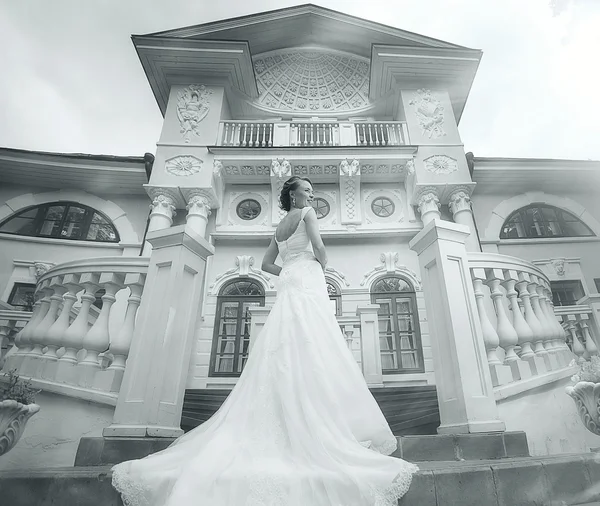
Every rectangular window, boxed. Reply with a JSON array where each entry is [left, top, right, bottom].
[[551, 280, 584, 307], [595, 279, 600, 293], [7, 283, 36, 311]]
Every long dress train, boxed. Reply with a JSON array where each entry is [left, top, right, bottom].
[[112, 206, 418, 505]]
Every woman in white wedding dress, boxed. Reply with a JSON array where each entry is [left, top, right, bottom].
[[112, 176, 418, 506]]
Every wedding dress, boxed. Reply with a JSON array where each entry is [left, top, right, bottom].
[[112, 206, 418, 506]]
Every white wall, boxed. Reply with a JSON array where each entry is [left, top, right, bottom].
[[0, 391, 114, 471]]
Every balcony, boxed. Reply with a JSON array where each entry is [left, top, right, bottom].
[[218, 120, 410, 148]]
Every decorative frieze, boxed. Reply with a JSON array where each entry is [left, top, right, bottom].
[[424, 155, 458, 175], [177, 84, 213, 143], [165, 156, 203, 177], [340, 158, 360, 176], [408, 89, 446, 139], [271, 158, 292, 178]]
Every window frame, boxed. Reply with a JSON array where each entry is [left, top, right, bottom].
[[7, 282, 36, 312], [209, 278, 265, 378], [550, 280, 585, 307], [0, 201, 120, 243], [325, 277, 342, 316], [500, 204, 594, 240], [370, 275, 425, 375]]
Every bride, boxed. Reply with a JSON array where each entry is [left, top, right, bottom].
[[112, 176, 418, 505]]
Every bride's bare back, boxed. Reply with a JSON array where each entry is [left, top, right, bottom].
[[275, 208, 304, 242]]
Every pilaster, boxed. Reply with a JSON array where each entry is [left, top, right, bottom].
[[339, 158, 362, 225]]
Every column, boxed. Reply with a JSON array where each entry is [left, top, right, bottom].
[[357, 304, 383, 387], [409, 220, 505, 434], [416, 187, 441, 225], [142, 189, 178, 255], [105, 223, 214, 438], [185, 194, 211, 237], [449, 188, 480, 252], [339, 158, 362, 226]]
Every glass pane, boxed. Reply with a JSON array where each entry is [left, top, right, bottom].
[[399, 333, 415, 349], [44, 205, 66, 221], [562, 220, 593, 236], [372, 277, 411, 293], [379, 335, 396, 351], [396, 299, 412, 314], [39, 219, 62, 236], [381, 352, 397, 370], [397, 316, 414, 333], [64, 206, 87, 222], [91, 212, 110, 225], [0, 216, 37, 235], [60, 220, 84, 239], [221, 302, 238, 318], [375, 299, 392, 315], [215, 355, 234, 373], [400, 351, 418, 369], [87, 223, 117, 242], [8, 283, 36, 311]]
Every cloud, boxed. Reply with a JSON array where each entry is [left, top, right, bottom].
[[0, 0, 597, 159]]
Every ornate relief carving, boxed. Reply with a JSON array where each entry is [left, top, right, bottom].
[[324, 165, 338, 175], [424, 155, 458, 175], [213, 160, 223, 177], [271, 158, 292, 178], [149, 194, 176, 218], [253, 49, 370, 113], [360, 252, 422, 290], [551, 258, 566, 276], [448, 189, 472, 216], [409, 89, 446, 139], [344, 179, 357, 219], [34, 262, 54, 281], [165, 156, 202, 177], [209, 255, 274, 294], [340, 159, 360, 176], [416, 188, 440, 217], [181, 188, 219, 209], [176, 84, 213, 143], [405, 159, 415, 176], [324, 266, 351, 287], [186, 195, 211, 219]]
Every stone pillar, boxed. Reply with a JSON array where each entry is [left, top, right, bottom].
[[449, 188, 480, 252], [339, 159, 362, 226], [416, 187, 441, 225], [142, 188, 178, 256], [409, 220, 505, 434], [185, 194, 211, 238], [247, 306, 272, 354], [357, 304, 383, 387], [104, 224, 214, 438]]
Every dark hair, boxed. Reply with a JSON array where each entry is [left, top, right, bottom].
[[279, 176, 313, 212]]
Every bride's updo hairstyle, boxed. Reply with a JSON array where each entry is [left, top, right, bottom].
[[279, 176, 313, 212]]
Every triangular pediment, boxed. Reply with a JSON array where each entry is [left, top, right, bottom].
[[148, 4, 470, 58]]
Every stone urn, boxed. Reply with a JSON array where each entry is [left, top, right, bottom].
[[566, 382, 600, 436], [0, 399, 40, 456]]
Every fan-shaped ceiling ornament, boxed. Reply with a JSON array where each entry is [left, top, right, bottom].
[[253, 48, 371, 114]]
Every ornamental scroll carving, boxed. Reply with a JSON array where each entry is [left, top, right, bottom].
[[177, 85, 213, 143], [209, 255, 274, 294], [409, 89, 446, 139], [340, 159, 360, 176], [271, 158, 292, 178], [165, 156, 203, 177]]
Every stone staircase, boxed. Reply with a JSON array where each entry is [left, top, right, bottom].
[[2, 431, 599, 505]]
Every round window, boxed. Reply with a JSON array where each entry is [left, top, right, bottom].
[[371, 197, 395, 218], [311, 197, 330, 219], [236, 199, 262, 221]]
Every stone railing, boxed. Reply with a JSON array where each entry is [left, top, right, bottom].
[[555, 305, 599, 359], [468, 252, 573, 387], [218, 120, 409, 148], [0, 310, 32, 368], [2, 257, 148, 394]]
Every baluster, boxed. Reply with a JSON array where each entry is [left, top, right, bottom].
[[18, 281, 52, 374], [485, 269, 519, 362], [528, 277, 556, 372], [40, 274, 81, 381], [578, 315, 598, 356], [25, 283, 55, 361], [566, 316, 585, 358], [223, 123, 230, 146], [333, 123, 340, 146], [260, 124, 266, 147], [401, 122, 410, 145], [77, 273, 124, 387], [255, 123, 261, 147], [325, 124, 331, 146], [532, 279, 557, 356], [354, 124, 360, 146], [0, 321, 16, 369], [318, 123, 324, 146], [516, 273, 547, 374], [55, 273, 100, 384], [309, 123, 314, 146], [94, 273, 145, 392], [343, 326, 354, 350], [471, 270, 501, 365], [268, 124, 274, 147], [6, 299, 40, 371], [375, 124, 382, 146], [518, 274, 545, 354], [240, 123, 247, 147], [389, 124, 397, 146], [300, 123, 306, 146]]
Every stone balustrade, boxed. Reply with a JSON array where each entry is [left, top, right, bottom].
[[555, 305, 599, 360], [2, 257, 148, 394], [0, 310, 32, 369], [218, 120, 409, 148], [468, 252, 573, 387], [337, 315, 362, 369]]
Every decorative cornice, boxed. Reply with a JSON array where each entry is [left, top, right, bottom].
[[181, 187, 220, 209], [360, 252, 422, 290], [209, 255, 274, 294], [324, 266, 351, 287]]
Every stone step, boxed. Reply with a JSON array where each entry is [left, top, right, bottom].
[[2, 453, 599, 506], [74, 431, 530, 467]]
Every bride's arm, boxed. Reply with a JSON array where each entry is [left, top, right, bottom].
[[261, 237, 282, 276], [304, 207, 328, 270]]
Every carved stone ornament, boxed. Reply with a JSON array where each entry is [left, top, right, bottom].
[[448, 190, 472, 216], [424, 155, 458, 175], [271, 158, 292, 178], [409, 89, 446, 139], [566, 382, 600, 436], [213, 160, 223, 176], [360, 252, 422, 290], [165, 156, 203, 177], [0, 400, 40, 456], [209, 255, 274, 294], [176, 84, 213, 143], [34, 262, 54, 281], [186, 195, 212, 218], [405, 159, 415, 176], [324, 266, 351, 287], [340, 158, 360, 176], [416, 189, 441, 216], [551, 258, 566, 276], [150, 194, 177, 218]]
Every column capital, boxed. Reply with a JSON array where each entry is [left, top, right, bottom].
[[181, 187, 220, 209], [415, 186, 441, 224], [448, 186, 473, 216]]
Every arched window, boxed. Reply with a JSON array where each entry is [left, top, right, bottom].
[[0, 202, 120, 243], [325, 278, 342, 316], [370, 275, 424, 374], [210, 278, 265, 377], [500, 204, 594, 239]]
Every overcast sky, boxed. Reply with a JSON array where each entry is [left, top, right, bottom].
[[0, 0, 598, 160]]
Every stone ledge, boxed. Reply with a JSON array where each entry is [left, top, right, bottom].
[[494, 365, 577, 401]]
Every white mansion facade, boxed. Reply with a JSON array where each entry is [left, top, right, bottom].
[[1, 5, 599, 468]]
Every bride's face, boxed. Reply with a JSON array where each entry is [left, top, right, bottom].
[[291, 180, 314, 209]]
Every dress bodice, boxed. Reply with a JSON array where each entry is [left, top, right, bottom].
[[275, 207, 314, 265]]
